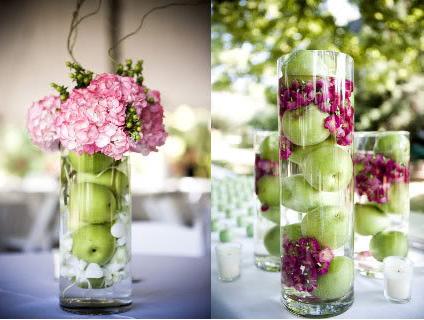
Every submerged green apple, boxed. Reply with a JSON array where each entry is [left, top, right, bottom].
[[370, 230, 408, 262], [282, 105, 330, 147], [282, 223, 302, 241], [374, 133, 409, 164], [67, 211, 87, 232], [301, 206, 349, 249], [68, 152, 114, 174], [302, 145, 353, 192], [77, 169, 129, 196], [313, 256, 353, 300], [261, 206, 280, 224], [283, 50, 329, 76], [354, 204, 389, 236], [259, 133, 279, 161], [281, 175, 341, 212], [69, 182, 117, 224], [257, 175, 279, 207], [264, 226, 280, 256], [378, 182, 409, 215], [289, 138, 336, 165], [72, 224, 116, 265]]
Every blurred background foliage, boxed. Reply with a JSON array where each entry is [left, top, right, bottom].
[[212, 0, 424, 160]]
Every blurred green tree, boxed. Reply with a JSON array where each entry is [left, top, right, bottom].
[[212, 0, 424, 159]]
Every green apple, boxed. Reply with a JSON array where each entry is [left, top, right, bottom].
[[246, 223, 254, 238], [77, 169, 129, 196], [211, 218, 219, 232], [374, 133, 409, 164], [378, 182, 409, 215], [282, 223, 302, 241], [261, 206, 280, 224], [264, 226, 280, 256], [354, 204, 389, 236], [257, 175, 279, 207], [302, 145, 353, 192], [289, 138, 336, 165], [69, 183, 117, 224], [219, 228, 233, 243], [237, 215, 248, 227], [67, 211, 87, 232], [68, 152, 114, 174], [282, 105, 330, 147], [259, 133, 279, 161], [281, 175, 341, 212], [283, 50, 329, 76], [301, 206, 349, 249], [313, 256, 353, 300], [370, 230, 408, 262], [72, 224, 116, 265]]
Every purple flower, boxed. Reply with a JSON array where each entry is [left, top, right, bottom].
[[281, 236, 335, 292], [354, 152, 409, 203], [280, 135, 292, 160]]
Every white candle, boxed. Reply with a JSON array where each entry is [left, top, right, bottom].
[[383, 256, 413, 303], [216, 243, 242, 282]]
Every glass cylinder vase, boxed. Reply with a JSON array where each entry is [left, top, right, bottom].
[[59, 151, 132, 314], [254, 130, 280, 272], [278, 50, 354, 317], [353, 131, 410, 278]]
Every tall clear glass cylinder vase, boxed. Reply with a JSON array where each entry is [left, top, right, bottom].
[[278, 50, 354, 317], [59, 151, 132, 314], [353, 131, 410, 278]]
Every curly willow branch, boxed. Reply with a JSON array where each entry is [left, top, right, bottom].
[[67, 0, 103, 63], [107, 0, 207, 66]]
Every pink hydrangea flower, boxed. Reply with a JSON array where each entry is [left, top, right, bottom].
[[130, 90, 167, 156], [27, 95, 61, 151], [29, 73, 166, 160]]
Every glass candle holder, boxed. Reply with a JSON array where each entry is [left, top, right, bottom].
[[253, 130, 280, 272], [383, 256, 413, 303], [59, 151, 132, 314], [278, 50, 354, 317], [216, 243, 242, 282], [353, 132, 410, 278]]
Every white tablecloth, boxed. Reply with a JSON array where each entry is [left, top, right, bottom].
[[211, 232, 424, 319], [0, 252, 210, 318]]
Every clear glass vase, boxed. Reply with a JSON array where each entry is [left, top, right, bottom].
[[278, 50, 354, 317], [59, 150, 132, 314], [254, 130, 280, 272], [353, 131, 410, 278]]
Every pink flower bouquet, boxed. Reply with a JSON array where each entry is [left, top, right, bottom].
[[27, 60, 167, 159]]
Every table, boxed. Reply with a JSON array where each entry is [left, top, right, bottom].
[[211, 233, 424, 318], [0, 252, 210, 318]]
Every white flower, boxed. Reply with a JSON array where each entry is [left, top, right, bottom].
[[84, 263, 104, 279], [111, 222, 125, 238]]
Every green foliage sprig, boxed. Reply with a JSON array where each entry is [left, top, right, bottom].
[[66, 61, 94, 88], [125, 105, 142, 142], [116, 59, 144, 85], [51, 83, 69, 102]]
